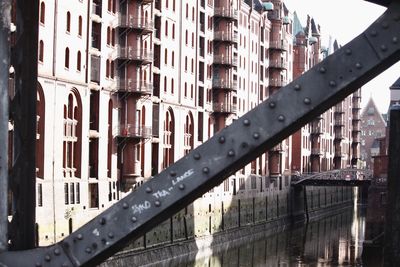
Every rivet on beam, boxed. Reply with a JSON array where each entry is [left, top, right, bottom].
[[170, 170, 177, 177], [228, 150, 235, 157], [145, 187, 152, 193], [122, 203, 128, 209], [203, 167, 210, 174], [345, 48, 352, 55], [304, 98, 311, 105], [218, 136, 226, 144], [382, 22, 389, 29], [294, 84, 301, 91], [278, 115, 285, 122], [253, 132, 260, 139], [99, 218, 106, 225], [355, 63, 363, 69], [319, 67, 326, 74], [193, 153, 201, 160], [393, 37, 398, 44], [269, 102, 276, 108], [131, 217, 137, 223], [243, 119, 250, 126], [179, 184, 185, 190], [154, 201, 161, 207], [381, 45, 388, 52], [329, 81, 337, 87], [370, 30, 378, 37]]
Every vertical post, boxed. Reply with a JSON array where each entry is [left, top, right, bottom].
[[384, 105, 400, 266], [9, 0, 39, 250], [0, 0, 11, 252]]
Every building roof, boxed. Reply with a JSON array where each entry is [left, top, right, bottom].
[[361, 97, 387, 126], [293, 11, 305, 37], [311, 18, 320, 36], [390, 76, 400, 90]]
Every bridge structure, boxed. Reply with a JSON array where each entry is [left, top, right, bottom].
[[292, 169, 373, 187], [1, 0, 400, 266]]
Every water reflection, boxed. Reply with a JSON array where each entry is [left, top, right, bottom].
[[157, 207, 369, 267]]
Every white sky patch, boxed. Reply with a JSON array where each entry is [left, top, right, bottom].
[[284, 0, 399, 114]]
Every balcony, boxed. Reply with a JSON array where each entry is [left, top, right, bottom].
[[269, 78, 287, 88], [115, 47, 153, 64], [269, 60, 288, 70], [213, 31, 238, 43], [311, 148, 323, 155], [116, 124, 152, 139], [353, 90, 361, 98], [352, 120, 361, 129], [334, 119, 344, 126], [213, 55, 237, 66], [270, 143, 283, 152], [213, 102, 237, 114], [335, 106, 344, 113], [352, 134, 361, 143], [352, 112, 361, 121], [92, 2, 102, 18], [311, 125, 322, 135], [352, 101, 361, 109], [212, 79, 237, 91], [115, 79, 153, 95], [115, 15, 154, 33], [334, 151, 343, 158], [269, 40, 289, 51], [334, 130, 344, 140], [214, 7, 238, 20]]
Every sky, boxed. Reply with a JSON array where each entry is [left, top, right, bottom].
[[284, 0, 400, 114]]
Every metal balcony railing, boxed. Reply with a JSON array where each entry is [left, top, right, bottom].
[[115, 15, 154, 32], [352, 112, 361, 120], [116, 124, 152, 139], [115, 79, 153, 95], [213, 31, 238, 43], [269, 78, 287, 87], [269, 40, 289, 51], [352, 101, 361, 109], [270, 143, 283, 152], [214, 7, 238, 20], [311, 148, 323, 155], [213, 102, 237, 114], [212, 79, 237, 90], [92, 2, 102, 17], [352, 134, 361, 143], [115, 47, 153, 63], [334, 130, 344, 139], [213, 55, 237, 66], [269, 60, 288, 69], [311, 126, 322, 135], [335, 119, 344, 126], [335, 106, 344, 113]]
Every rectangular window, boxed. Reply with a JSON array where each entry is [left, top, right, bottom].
[[251, 176, 257, 189], [89, 183, 99, 208], [70, 183, 75, 204], [37, 184, 43, 207], [76, 183, 80, 204], [224, 179, 229, 192], [64, 183, 69, 205], [239, 177, 245, 190]]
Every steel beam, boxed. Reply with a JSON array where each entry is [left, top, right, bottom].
[[0, 0, 11, 253], [384, 105, 400, 266], [8, 0, 39, 250], [2, 1, 400, 266]]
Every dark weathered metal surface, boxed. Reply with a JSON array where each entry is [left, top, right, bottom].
[[2, 1, 400, 266], [8, 0, 39, 250], [384, 105, 400, 267], [0, 0, 11, 253]]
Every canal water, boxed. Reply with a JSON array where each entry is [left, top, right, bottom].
[[150, 205, 382, 267]]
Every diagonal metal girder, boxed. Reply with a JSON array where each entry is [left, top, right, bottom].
[[2, 2, 400, 267]]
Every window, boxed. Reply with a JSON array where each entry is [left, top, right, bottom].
[[186, 4, 188, 18], [185, 56, 187, 71], [173, 0, 175, 11], [183, 113, 194, 155], [66, 12, 71, 33], [63, 90, 82, 178], [36, 83, 45, 178], [38, 40, 44, 62], [40, 2, 45, 24], [171, 51, 175, 67], [106, 27, 110, 44], [164, 48, 168, 65], [107, 100, 113, 178], [65, 47, 70, 68], [77, 51, 81, 71], [164, 76, 167, 92], [184, 83, 187, 97], [172, 23, 175, 39], [165, 20, 168, 36], [37, 184, 43, 207], [163, 109, 175, 169], [78, 16, 82, 36], [171, 78, 174, 94], [64, 183, 69, 204], [185, 30, 188, 45]]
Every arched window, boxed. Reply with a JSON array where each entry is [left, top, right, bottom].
[[164, 76, 167, 92], [184, 113, 194, 155], [171, 51, 175, 67], [77, 51, 81, 71], [171, 78, 174, 94], [38, 40, 44, 62], [106, 59, 110, 77], [107, 27, 110, 45], [164, 48, 167, 65], [36, 83, 45, 178], [184, 82, 187, 97], [63, 89, 82, 178], [110, 61, 114, 78], [185, 30, 188, 45], [78, 16, 82, 36], [66, 12, 71, 33], [40, 2, 45, 24], [165, 20, 168, 36], [172, 23, 175, 39], [163, 109, 175, 169], [65, 47, 70, 68], [184, 56, 187, 71]]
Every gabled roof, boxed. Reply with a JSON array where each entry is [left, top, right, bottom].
[[311, 18, 320, 36], [361, 97, 387, 126], [293, 11, 305, 37], [390, 77, 400, 90]]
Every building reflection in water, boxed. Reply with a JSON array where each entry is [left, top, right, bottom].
[[159, 207, 368, 267]]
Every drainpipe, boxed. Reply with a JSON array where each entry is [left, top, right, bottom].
[[0, 0, 11, 252]]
